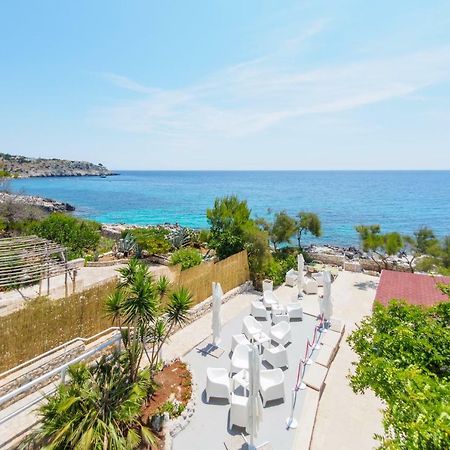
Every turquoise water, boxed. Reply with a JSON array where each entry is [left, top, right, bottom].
[[9, 171, 450, 246]]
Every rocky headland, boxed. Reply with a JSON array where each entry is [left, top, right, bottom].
[[0, 153, 116, 178]]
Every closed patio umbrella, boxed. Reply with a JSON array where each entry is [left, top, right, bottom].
[[212, 282, 223, 346], [297, 254, 305, 297], [247, 343, 262, 450], [322, 270, 333, 322]]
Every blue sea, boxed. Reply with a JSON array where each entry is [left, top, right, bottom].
[[9, 171, 450, 246]]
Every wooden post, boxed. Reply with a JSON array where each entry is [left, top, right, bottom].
[[63, 250, 68, 298], [72, 269, 77, 294]]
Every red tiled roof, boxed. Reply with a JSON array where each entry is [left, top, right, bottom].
[[375, 270, 450, 307]]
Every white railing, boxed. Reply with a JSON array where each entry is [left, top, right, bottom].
[[0, 327, 122, 380], [0, 333, 121, 426]]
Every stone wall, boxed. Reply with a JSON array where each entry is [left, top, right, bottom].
[[309, 252, 345, 267], [86, 258, 129, 267], [309, 251, 411, 274]]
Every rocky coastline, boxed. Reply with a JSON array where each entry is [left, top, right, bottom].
[[0, 192, 75, 213], [101, 224, 412, 273], [0, 153, 117, 178]]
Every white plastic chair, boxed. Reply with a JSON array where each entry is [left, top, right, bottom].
[[263, 290, 278, 309], [231, 333, 250, 352], [312, 272, 324, 287], [259, 368, 285, 406], [304, 278, 318, 295], [206, 367, 230, 402], [230, 393, 263, 430], [230, 394, 248, 429], [286, 303, 303, 320], [263, 344, 288, 369], [262, 279, 273, 292], [285, 269, 298, 287], [231, 343, 250, 374], [270, 321, 292, 346], [251, 300, 268, 320], [242, 315, 263, 340]]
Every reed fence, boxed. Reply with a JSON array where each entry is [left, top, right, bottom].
[[0, 250, 250, 372], [0, 282, 115, 372], [172, 250, 250, 304]]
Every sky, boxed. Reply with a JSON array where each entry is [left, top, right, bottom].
[[1, 0, 450, 170]]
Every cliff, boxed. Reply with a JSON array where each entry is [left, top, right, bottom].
[[0, 153, 116, 178]]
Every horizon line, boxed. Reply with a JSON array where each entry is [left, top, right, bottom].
[[109, 168, 450, 172]]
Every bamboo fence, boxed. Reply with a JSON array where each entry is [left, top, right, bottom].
[[0, 282, 115, 372], [0, 250, 250, 371]]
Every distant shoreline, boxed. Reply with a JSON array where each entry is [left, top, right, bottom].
[[12, 173, 119, 179]]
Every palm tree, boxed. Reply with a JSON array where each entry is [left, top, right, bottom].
[[28, 355, 156, 449]]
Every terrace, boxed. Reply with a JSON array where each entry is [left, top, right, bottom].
[[0, 268, 383, 449], [164, 270, 382, 450]]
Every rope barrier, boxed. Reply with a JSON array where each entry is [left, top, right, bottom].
[[286, 313, 326, 429]]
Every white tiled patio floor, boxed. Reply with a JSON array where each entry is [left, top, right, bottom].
[[172, 296, 319, 450]]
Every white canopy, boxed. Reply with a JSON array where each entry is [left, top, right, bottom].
[[322, 270, 333, 321], [247, 343, 262, 450], [212, 282, 223, 346], [297, 253, 306, 294]]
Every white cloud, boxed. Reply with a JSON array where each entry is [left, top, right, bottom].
[[91, 43, 450, 140], [98, 72, 161, 95]]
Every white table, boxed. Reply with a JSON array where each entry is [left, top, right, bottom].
[[272, 304, 289, 324], [272, 304, 286, 315], [272, 313, 289, 324], [232, 369, 250, 395], [252, 331, 271, 353]]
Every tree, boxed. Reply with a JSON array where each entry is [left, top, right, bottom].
[[268, 211, 297, 251], [401, 227, 440, 272], [206, 195, 252, 259], [347, 297, 450, 449], [243, 222, 271, 278], [296, 212, 322, 249], [441, 236, 450, 270], [355, 225, 403, 270], [408, 232, 450, 276]]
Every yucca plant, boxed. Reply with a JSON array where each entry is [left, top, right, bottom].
[[149, 287, 192, 367], [107, 259, 192, 376], [26, 355, 156, 449]]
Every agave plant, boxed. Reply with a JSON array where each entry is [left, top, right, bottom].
[[168, 227, 191, 249], [28, 355, 156, 449], [117, 232, 137, 256]]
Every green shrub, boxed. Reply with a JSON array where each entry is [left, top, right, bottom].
[[170, 247, 202, 270], [156, 399, 185, 418], [28, 355, 155, 448], [130, 228, 171, 255], [198, 228, 210, 244], [262, 251, 298, 286], [96, 236, 115, 254], [32, 213, 101, 259]]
